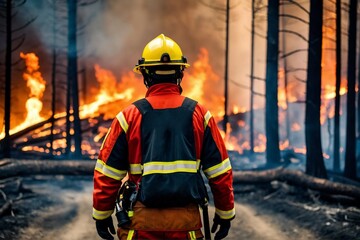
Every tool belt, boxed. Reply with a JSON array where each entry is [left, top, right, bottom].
[[129, 201, 202, 231]]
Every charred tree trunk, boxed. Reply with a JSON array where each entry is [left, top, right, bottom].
[[223, 0, 230, 134], [0, 159, 95, 179], [281, 1, 291, 145], [50, 0, 58, 156], [358, 17, 360, 140], [344, 0, 358, 180], [249, 0, 255, 154], [333, 0, 342, 172], [233, 168, 360, 199], [265, 0, 281, 164], [67, 0, 82, 158], [3, 0, 12, 158], [305, 0, 327, 179]]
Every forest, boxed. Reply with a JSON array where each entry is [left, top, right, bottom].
[[0, 0, 360, 239]]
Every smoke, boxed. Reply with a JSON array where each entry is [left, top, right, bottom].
[[17, 0, 262, 112]]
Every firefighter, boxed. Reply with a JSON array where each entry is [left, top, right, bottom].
[[93, 34, 235, 240]]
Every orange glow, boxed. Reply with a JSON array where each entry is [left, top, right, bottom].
[[182, 48, 224, 119], [291, 123, 301, 132], [0, 52, 46, 139]]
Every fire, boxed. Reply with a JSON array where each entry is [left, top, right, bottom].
[[79, 64, 144, 119], [0, 52, 46, 139], [182, 48, 224, 119], [1, 36, 349, 158]]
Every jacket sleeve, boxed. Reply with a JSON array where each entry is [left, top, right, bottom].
[[92, 111, 130, 220], [200, 110, 235, 220]]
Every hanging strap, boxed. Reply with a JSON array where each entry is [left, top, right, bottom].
[[181, 97, 197, 112], [133, 98, 153, 115]]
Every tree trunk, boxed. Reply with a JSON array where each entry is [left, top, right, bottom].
[[281, 1, 291, 145], [3, 0, 12, 158], [223, 0, 230, 134], [233, 168, 360, 199], [0, 159, 95, 179], [333, 0, 341, 172], [67, 0, 82, 159], [305, 0, 327, 179], [249, 0, 255, 154], [50, 1, 58, 157], [265, 0, 281, 164], [344, 0, 358, 179]]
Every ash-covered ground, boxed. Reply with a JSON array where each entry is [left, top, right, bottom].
[[0, 174, 359, 240]]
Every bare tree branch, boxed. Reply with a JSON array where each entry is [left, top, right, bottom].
[[280, 29, 308, 42], [280, 49, 308, 58], [230, 79, 250, 89], [279, 14, 309, 24], [11, 35, 25, 52], [287, 0, 309, 14], [253, 91, 265, 97], [294, 75, 306, 83], [79, 0, 99, 6], [13, 16, 37, 32], [285, 68, 307, 73]]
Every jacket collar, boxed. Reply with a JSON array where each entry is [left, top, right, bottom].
[[145, 83, 181, 97]]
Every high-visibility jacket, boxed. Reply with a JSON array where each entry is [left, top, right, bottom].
[[93, 83, 235, 232]]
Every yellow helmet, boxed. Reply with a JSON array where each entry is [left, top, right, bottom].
[[133, 34, 190, 74]]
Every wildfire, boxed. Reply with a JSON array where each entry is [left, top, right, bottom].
[[79, 64, 144, 119], [182, 48, 225, 119], [0, 52, 46, 139], [1, 34, 349, 158]]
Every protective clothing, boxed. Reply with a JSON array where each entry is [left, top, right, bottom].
[[211, 213, 231, 240], [133, 34, 190, 74], [95, 216, 116, 240], [93, 83, 235, 239], [94, 34, 234, 239]]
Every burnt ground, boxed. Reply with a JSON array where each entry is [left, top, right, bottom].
[[0, 175, 359, 240]]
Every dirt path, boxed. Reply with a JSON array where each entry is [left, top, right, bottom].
[[17, 177, 317, 240]]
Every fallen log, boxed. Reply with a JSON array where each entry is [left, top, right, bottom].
[[0, 159, 95, 179], [233, 168, 360, 200], [1, 160, 359, 200]]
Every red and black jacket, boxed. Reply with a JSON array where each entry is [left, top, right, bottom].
[[93, 83, 235, 220]]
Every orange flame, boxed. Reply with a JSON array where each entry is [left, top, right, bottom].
[[0, 52, 46, 139]]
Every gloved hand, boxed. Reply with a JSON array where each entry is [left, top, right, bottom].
[[95, 216, 116, 240], [211, 214, 231, 240]]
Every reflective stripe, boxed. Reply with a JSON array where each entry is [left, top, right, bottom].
[[95, 159, 127, 180], [143, 160, 199, 176], [130, 164, 143, 174], [203, 158, 232, 179], [215, 207, 236, 220], [92, 208, 113, 220], [100, 127, 111, 150], [188, 231, 196, 240], [127, 229, 135, 240], [204, 111, 212, 129], [116, 112, 129, 133]]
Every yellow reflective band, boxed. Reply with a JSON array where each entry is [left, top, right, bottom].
[[130, 164, 143, 174], [215, 207, 236, 220], [203, 158, 232, 179], [204, 111, 212, 129], [188, 231, 196, 240], [92, 208, 113, 220], [116, 112, 129, 133], [95, 159, 127, 180], [143, 160, 198, 176], [127, 229, 135, 240], [100, 127, 111, 150]]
